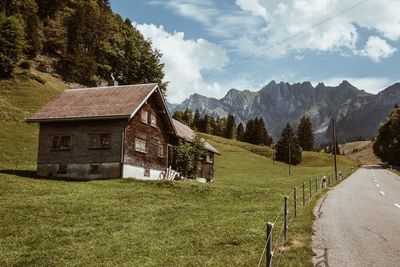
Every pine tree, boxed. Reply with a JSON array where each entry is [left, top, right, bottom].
[[201, 114, 212, 134], [193, 109, 201, 130], [182, 108, 193, 126], [373, 106, 400, 165], [297, 116, 314, 151], [244, 119, 255, 143], [237, 122, 245, 141], [0, 16, 25, 77], [275, 123, 302, 165], [173, 111, 184, 123], [225, 114, 236, 139]]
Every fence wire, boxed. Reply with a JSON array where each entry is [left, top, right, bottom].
[[256, 166, 357, 266]]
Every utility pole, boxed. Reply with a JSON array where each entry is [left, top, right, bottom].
[[288, 143, 291, 176], [332, 118, 338, 180], [273, 145, 275, 165]]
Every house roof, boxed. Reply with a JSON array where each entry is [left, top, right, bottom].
[[27, 84, 160, 122], [172, 119, 220, 155]]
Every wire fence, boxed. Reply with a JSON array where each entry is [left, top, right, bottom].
[[257, 166, 358, 267]]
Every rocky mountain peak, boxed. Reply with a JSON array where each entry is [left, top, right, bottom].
[[169, 81, 400, 144]]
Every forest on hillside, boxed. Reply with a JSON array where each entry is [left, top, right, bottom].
[[0, 0, 166, 91]]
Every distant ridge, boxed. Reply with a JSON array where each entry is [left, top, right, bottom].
[[169, 81, 400, 144]]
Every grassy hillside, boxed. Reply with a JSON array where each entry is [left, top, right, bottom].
[[0, 69, 68, 166], [340, 141, 381, 165], [0, 73, 357, 266]]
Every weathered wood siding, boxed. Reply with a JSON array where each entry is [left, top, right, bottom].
[[123, 95, 169, 172], [38, 120, 126, 164]]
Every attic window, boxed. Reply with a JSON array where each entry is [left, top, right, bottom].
[[52, 136, 71, 151], [89, 134, 111, 149], [206, 153, 214, 164], [150, 114, 157, 128], [141, 110, 148, 124]]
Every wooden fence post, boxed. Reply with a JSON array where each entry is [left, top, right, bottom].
[[266, 222, 273, 267], [294, 187, 297, 218], [315, 177, 318, 192], [284, 196, 288, 241], [309, 179, 312, 198], [302, 182, 305, 206]]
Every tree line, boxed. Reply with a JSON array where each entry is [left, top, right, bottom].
[[173, 109, 273, 145], [174, 109, 317, 165], [0, 0, 165, 91]]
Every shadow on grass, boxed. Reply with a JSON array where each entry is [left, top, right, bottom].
[[0, 169, 37, 179], [0, 169, 91, 182]]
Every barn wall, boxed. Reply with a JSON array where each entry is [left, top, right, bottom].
[[123, 95, 170, 179], [37, 119, 126, 179]]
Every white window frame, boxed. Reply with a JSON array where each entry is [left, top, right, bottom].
[[158, 140, 164, 158], [150, 113, 157, 128], [206, 153, 213, 164], [141, 110, 148, 124], [135, 138, 147, 153]]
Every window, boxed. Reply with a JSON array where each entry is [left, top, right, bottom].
[[141, 110, 148, 124], [206, 153, 214, 164], [89, 134, 111, 149], [150, 114, 157, 127], [57, 164, 68, 174], [52, 136, 71, 150], [158, 140, 164, 158], [90, 164, 100, 174], [135, 138, 147, 153]]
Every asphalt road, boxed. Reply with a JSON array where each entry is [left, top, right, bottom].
[[313, 166, 400, 267]]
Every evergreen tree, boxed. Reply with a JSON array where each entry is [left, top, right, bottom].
[[297, 116, 314, 151], [0, 16, 24, 77], [373, 106, 400, 165], [244, 119, 255, 143], [225, 114, 236, 139], [275, 123, 302, 165], [237, 122, 245, 141], [193, 109, 201, 130], [201, 114, 212, 134], [173, 111, 184, 123], [209, 116, 216, 135], [182, 108, 193, 127]]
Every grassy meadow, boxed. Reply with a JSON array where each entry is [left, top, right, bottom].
[[0, 71, 357, 266]]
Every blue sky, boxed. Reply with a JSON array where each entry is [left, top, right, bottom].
[[110, 0, 399, 103]]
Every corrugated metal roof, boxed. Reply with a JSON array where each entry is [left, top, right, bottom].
[[27, 84, 158, 122], [172, 119, 220, 155]]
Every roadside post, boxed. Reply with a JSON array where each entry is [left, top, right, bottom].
[[266, 222, 273, 267], [284, 196, 288, 241], [294, 187, 297, 218]]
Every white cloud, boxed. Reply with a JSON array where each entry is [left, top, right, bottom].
[[235, 0, 268, 20], [355, 36, 397, 62], [135, 23, 229, 103], [314, 77, 394, 94], [156, 0, 400, 61]]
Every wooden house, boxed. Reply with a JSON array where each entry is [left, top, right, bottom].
[[27, 84, 220, 181]]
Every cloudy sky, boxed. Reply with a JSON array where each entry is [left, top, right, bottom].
[[110, 0, 399, 103]]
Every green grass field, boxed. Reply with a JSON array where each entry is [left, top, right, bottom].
[[0, 71, 357, 266]]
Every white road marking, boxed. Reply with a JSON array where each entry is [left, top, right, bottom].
[[380, 191, 386, 196], [376, 184, 380, 187], [395, 204, 400, 209]]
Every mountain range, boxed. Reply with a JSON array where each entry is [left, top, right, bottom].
[[168, 81, 400, 144]]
